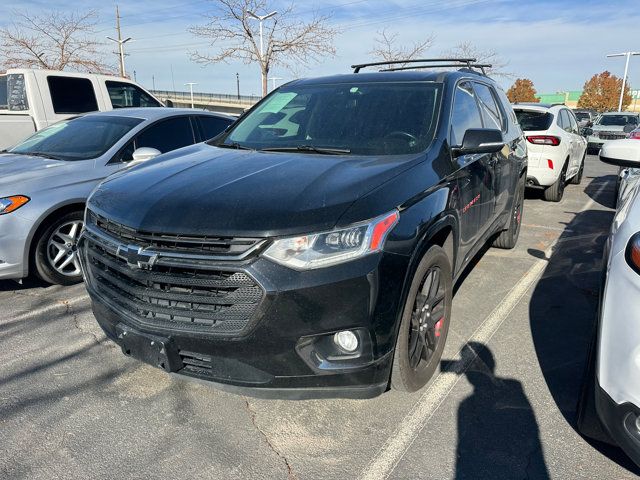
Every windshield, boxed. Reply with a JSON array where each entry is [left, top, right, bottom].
[[0, 76, 7, 109], [597, 114, 639, 126], [9, 115, 143, 160], [574, 112, 589, 120], [215, 82, 442, 155], [514, 110, 553, 131]]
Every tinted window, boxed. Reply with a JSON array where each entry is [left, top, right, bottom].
[[450, 82, 483, 146], [197, 115, 233, 140], [222, 82, 442, 155], [515, 110, 553, 131], [106, 81, 161, 108], [474, 83, 504, 131], [598, 115, 639, 126], [48, 76, 98, 114], [9, 115, 142, 161], [135, 116, 195, 153], [0, 76, 7, 109], [575, 112, 590, 121]]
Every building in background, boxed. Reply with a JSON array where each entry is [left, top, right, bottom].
[[535, 89, 640, 111]]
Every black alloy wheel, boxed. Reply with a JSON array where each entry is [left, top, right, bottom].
[[391, 245, 452, 392]]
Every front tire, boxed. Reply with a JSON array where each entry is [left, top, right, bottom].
[[33, 210, 84, 286], [543, 160, 568, 202], [391, 245, 452, 392]]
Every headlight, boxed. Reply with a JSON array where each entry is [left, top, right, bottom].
[[263, 210, 399, 270], [0, 195, 30, 215]]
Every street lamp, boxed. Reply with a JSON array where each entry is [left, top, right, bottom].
[[606, 51, 640, 111], [107, 35, 132, 78], [247, 10, 277, 96], [185, 82, 197, 109]]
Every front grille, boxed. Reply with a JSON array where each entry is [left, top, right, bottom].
[[180, 350, 213, 375], [82, 216, 265, 335], [87, 210, 263, 257], [600, 132, 627, 140]]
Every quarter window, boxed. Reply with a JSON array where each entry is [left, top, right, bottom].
[[474, 83, 504, 131], [450, 82, 483, 147], [559, 110, 572, 133], [106, 81, 161, 108], [48, 76, 98, 114]]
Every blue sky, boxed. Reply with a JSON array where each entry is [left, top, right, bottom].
[[2, 0, 640, 96]]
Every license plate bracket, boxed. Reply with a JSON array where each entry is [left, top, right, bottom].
[[115, 324, 183, 372]]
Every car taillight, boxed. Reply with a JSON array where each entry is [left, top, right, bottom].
[[626, 233, 640, 274], [526, 135, 561, 146], [629, 131, 640, 140]]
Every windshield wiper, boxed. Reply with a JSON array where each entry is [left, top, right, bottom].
[[260, 145, 351, 155], [215, 141, 253, 150], [25, 151, 66, 160]]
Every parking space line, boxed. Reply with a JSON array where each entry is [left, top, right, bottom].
[[359, 181, 609, 480]]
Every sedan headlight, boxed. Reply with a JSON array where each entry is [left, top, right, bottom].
[[0, 195, 30, 215], [263, 210, 399, 270]]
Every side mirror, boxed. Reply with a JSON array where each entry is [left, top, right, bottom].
[[453, 129, 504, 157], [582, 127, 593, 137], [586, 121, 593, 128], [624, 124, 636, 133], [600, 139, 640, 168], [131, 147, 161, 165]]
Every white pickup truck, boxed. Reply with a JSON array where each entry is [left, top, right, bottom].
[[0, 68, 163, 150]]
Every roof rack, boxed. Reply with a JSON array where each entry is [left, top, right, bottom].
[[350, 58, 491, 75]]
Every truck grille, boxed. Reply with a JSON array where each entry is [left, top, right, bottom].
[[599, 132, 627, 140], [82, 214, 265, 335]]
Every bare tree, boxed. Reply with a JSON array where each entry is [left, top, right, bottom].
[[189, 0, 338, 96], [0, 10, 112, 74], [443, 41, 511, 78], [369, 29, 435, 67]]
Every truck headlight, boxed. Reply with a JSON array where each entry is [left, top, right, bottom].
[[0, 195, 30, 215], [263, 210, 399, 270]]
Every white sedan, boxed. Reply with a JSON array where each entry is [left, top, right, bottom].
[[577, 139, 640, 467], [514, 104, 587, 202]]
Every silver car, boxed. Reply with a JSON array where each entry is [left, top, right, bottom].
[[586, 111, 640, 153], [0, 108, 234, 285]]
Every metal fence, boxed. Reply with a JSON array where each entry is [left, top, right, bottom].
[[150, 90, 260, 105]]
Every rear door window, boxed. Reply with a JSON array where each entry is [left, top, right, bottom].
[[473, 83, 504, 131], [559, 110, 572, 133], [450, 81, 484, 146], [514, 110, 553, 131], [135, 116, 195, 153], [48, 76, 98, 114], [106, 81, 161, 108], [196, 115, 233, 141], [567, 111, 579, 134]]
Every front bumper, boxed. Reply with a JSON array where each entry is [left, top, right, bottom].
[[0, 212, 32, 280], [82, 232, 409, 399]]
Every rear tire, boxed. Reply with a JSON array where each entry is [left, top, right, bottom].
[[391, 245, 452, 392], [493, 176, 524, 249], [571, 155, 585, 185], [32, 210, 84, 286], [543, 160, 568, 202]]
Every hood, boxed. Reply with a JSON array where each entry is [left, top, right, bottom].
[[592, 124, 626, 132], [89, 143, 423, 237], [0, 153, 93, 194]]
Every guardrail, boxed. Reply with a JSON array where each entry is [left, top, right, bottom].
[[150, 90, 260, 105]]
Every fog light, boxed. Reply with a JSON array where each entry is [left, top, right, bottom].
[[334, 330, 358, 353]]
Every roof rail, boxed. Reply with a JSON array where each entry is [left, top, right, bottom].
[[379, 63, 492, 75], [351, 58, 478, 73]]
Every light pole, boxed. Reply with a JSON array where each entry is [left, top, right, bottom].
[[606, 51, 640, 111], [185, 82, 197, 109], [247, 10, 277, 96], [236, 73, 240, 99], [270, 77, 283, 91], [107, 6, 132, 78]]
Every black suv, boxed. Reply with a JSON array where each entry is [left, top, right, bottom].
[[80, 59, 527, 399]]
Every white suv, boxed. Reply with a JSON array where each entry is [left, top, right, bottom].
[[514, 104, 587, 201]]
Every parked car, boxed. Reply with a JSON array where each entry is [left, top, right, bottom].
[[629, 126, 640, 140], [79, 61, 527, 399], [584, 112, 640, 154], [0, 108, 234, 285], [0, 68, 163, 150], [573, 109, 596, 128], [513, 103, 587, 201], [577, 139, 640, 468]]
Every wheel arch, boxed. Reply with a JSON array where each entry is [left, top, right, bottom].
[[24, 200, 86, 276]]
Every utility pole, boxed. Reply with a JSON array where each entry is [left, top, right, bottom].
[[185, 82, 197, 109], [606, 51, 640, 111], [107, 5, 132, 78], [270, 77, 283, 91], [152, 75, 155, 90], [247, 10, 277, 97], [236, 73, 240, 99]]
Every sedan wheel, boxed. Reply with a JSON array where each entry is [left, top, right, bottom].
[[33, 210, 85, 285]]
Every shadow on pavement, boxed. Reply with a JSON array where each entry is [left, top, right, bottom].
[[0, 277, 50, 292], [527, 180, 639, 474], [585, 175, 617, 208], [444, 342, 549, 479]]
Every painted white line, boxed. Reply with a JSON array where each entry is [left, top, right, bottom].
[[359, 180, 609, 480], [7, 295, 89, 322]]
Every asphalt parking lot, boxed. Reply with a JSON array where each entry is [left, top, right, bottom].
[[1, 154, 638, 480]]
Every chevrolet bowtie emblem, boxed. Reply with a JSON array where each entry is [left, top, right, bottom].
[[116, 244, 158, 270]]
